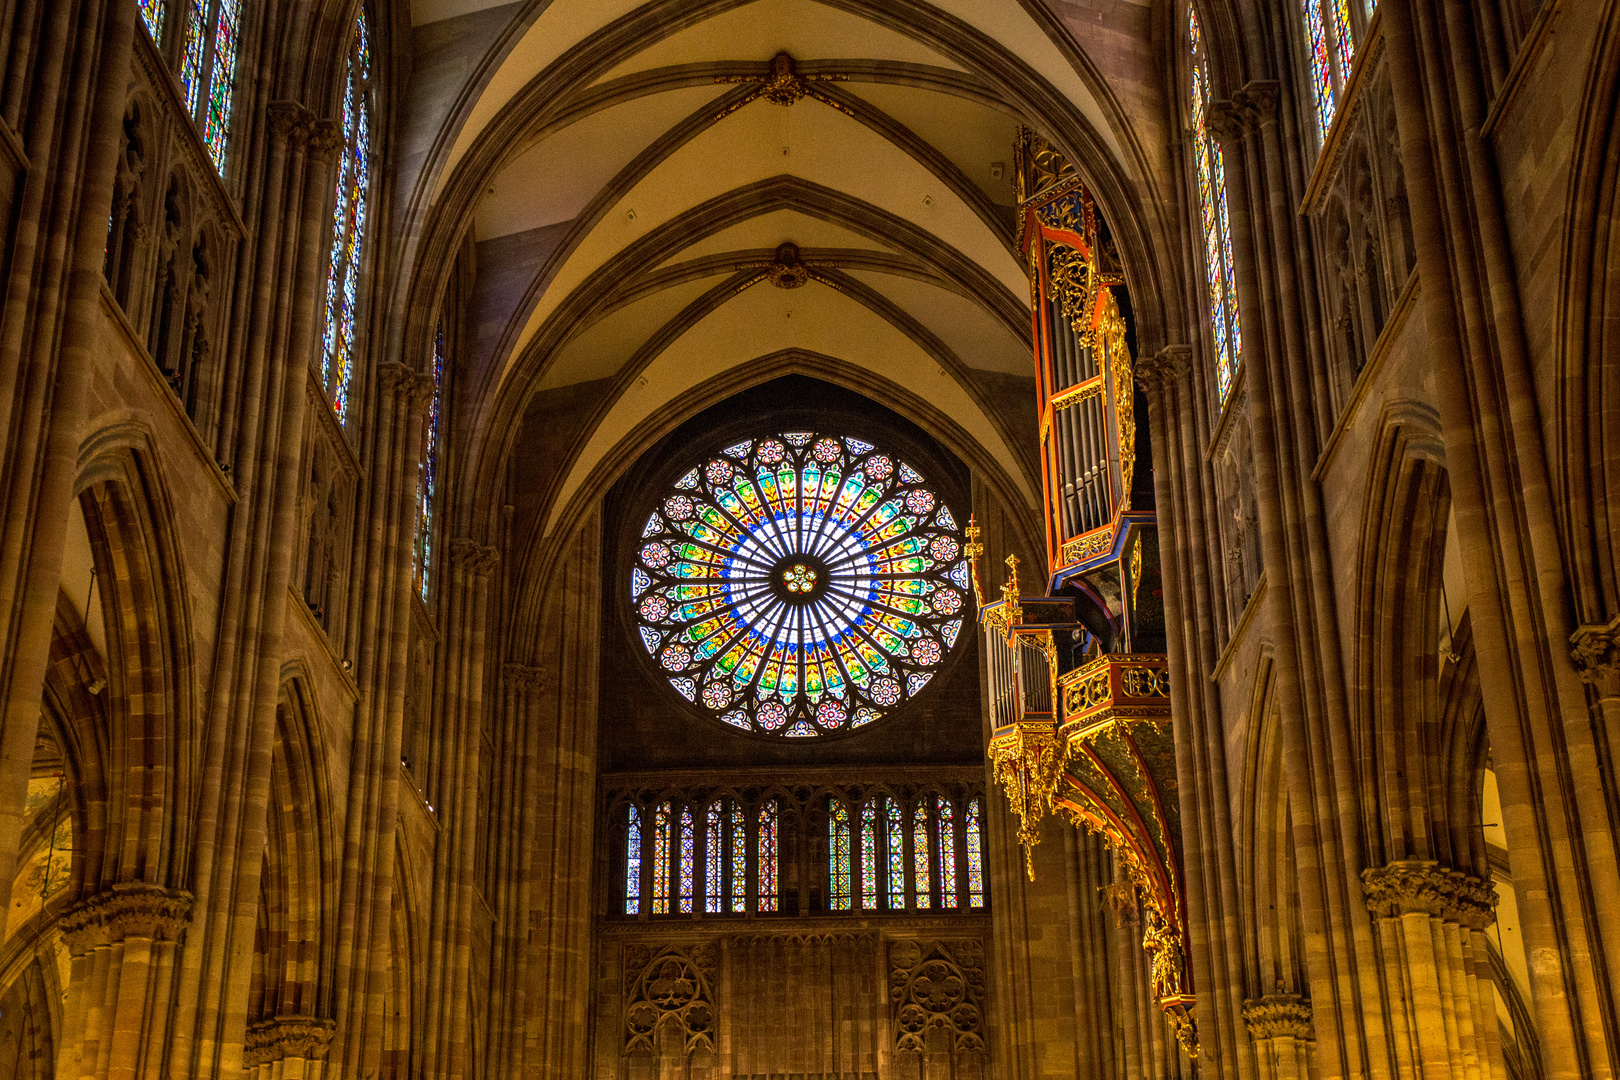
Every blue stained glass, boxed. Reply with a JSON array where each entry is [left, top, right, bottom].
[[1190, 6, 1242, 403], [179, 0, 205, 114], [1303, 0, 1336, 135], [886, 797, 905, 910], [830, 799, 852, 911], [705, 801, 724, 912], [678, 806, 695, 913], [322, 9, 372, 424], [177, 0, 239, 173], [625, 806, 642, 915], [633, 432, 967, 736], [139, 0, 166, 44], [966, 797, 985, 909]]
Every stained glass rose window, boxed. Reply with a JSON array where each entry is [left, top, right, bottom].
[[631, 433, 969, 736]]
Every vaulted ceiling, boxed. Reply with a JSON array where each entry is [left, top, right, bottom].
[[389, 0, 1181, 585]]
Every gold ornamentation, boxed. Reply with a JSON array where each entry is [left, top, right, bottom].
[[1361, 860, 1497, 930], [1102, 293, 1136, 512], [733, 241, 842, 293], [1050, 377, 1103, 411], [964, 516, 985, 610], [1014, 126, 1078, 206], [1047, 241, 1099, 340], [245, 1016, 337, 1065], [1061, 525, 1115, 567], [1120, 665, 1170, 698], [987, 720, 1065, 880], [981, 555, 1024, 643], [1242, 994, 1313, 1041], [714, 53, 852, 120]]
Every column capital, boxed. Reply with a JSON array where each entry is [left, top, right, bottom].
[[1235, 80, 1281, 126], [1362, 859, 1496, 929], [1134, 345, 1193, 395], [266, 100, 313, 144], [307, 118, 344, 163], [245, 1015, 337, 1066], [449, 538, 500, 577], [60, 883, 193, 954], [503, 663, 546, 693], [1241, 992, 1313, 1041]]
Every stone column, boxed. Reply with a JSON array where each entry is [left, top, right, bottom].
[[55, 884, 193, 1080], [244, 1016, 336, 1080], [1242, 994, 1314, 1080]]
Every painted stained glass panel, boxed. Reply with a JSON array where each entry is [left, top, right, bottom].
[[860, 801, 877, 910], [322, 10, 372, 424], [651, 802, 671, 915], [705, 801, 723, 913], [417, 324, 444, 599], [139, 0, 166, 45], [678, 807, 695, 913], [886, 797, 905, 910], [1190, 6, 1243, 403], [937, 795, 958, 909], [758, 799, 779, 913], [912, 801, 932, 910], [830, 799, 852, 911], [624, 806, 642, 915], [632, 433, 968, 737], [966, 797, 985, 909], [729, 802, 747, 913]]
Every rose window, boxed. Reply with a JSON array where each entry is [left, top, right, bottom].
[[631, 432, 969, 736]]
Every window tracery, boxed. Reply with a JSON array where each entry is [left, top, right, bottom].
[[625, 806, 642, 915], [321, 8, 372, 424], [830, 799, 852, 911], [177, 0, 241, 173], [937, 794, 958, 908], [1189, 6, 1242, 403], [966, 796, 984, 909], [651, 802, 672, 915], [630, 432, 968, 737], [911, 800, 932, 910], [757, 799, 779, 913], [704, 801, 723, 913]]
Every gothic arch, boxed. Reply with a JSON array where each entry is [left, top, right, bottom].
[[70, 431, 198, 888]]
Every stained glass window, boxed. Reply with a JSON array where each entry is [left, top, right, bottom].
[[651, 801, 672, 915], [911, 801, 932, 910], [859, 800, 878, 910], [885, 796, 905, 910], [758, 799, 779, 913], [322, 9, 372, 424], [829, 799, 853, 912], [678, 806, 695, 914], [632, 433, 968, 737], [625, 805, 642, 915], [139, 0, 165, 44], [177, 0, 240, 172], [416, 323, 445, 601], [729, 801, 747, 913], [1301, 0, 1358, 140], [1189, 6, 1243, 404], [705, 801, 724, 913], [966, 797, 985, 909], [937, 795, 958, 909]]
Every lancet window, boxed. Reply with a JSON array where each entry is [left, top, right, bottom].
[[1189, 5, 1242, 403], [178, 0, 243, 172], [139, 0, 165, 44], [322, 8, 372, 424], [1300, 0, 1358, 139], [416, 323, 444, 600], [609, 780, 987, 918]]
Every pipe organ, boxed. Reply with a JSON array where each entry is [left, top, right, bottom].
[[971, 130, 1195, 1059]]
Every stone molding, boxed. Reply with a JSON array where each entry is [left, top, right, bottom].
[[1361, 860, 1496, 930], [307, 118, 344, 162], [60, 884, 193, 954], [376, 360, 412, 393], [448, 538, 500, 576], [1237, 80, 1281, 125], [1569, 614, 1620, 684], [244, 1015, 337, 1066], [888, 939, 986, 1054], [504, 663, 546, 693], [1134, 345, 1192, 396], [1242, 993, 1313, 1041], [266, 101, 312, 144]]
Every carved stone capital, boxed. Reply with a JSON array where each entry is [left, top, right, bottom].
[[266, 100, 311, 143], [1569, 614, 1620, 684], [503, 663, 546, 693], [376, 360, 412, 393], [245, 1015, 337, 1066], [307, 119, 344, 162], [1362, 860, 1496, 930], [60, 884, 193, 954], [1242, 993, 1313, 1041], [1235, 80, 1281, 125], [409, 373, 439, 415], [1206, 100, 1249, 146], [1134, 345, 1193, 395], [448, 538, 500, 577]]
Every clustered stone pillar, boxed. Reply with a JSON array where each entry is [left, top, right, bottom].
[[1241, 993, 1314, 1080]]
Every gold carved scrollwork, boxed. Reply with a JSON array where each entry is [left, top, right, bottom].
[[1014, 127, 1077, 205], [987, 722, 1065, 881], [1120, 665, 1170, 698], [1061, 526, 1115, 567], [1143, 905, 1199, 1058], [1047, 242, 1098, 342], [713, 53, 853, 120], [1101, 293, 1136, 512]]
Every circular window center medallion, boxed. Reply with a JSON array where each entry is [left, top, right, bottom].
[[781, 562, 818, 596], [630, 432, 970, 737]]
